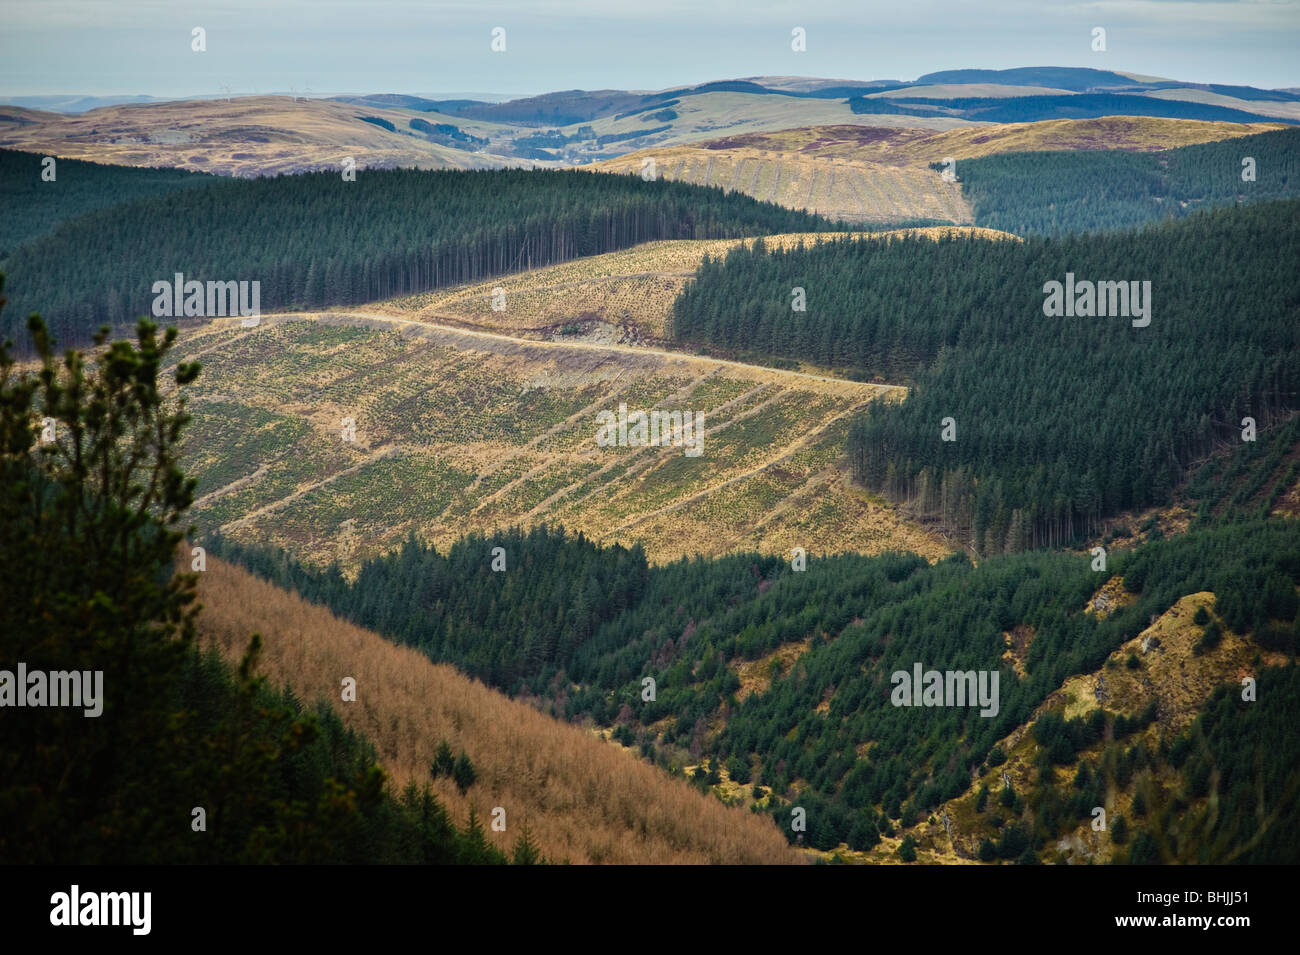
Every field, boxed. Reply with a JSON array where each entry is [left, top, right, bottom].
[[172, 309, 950, 570]]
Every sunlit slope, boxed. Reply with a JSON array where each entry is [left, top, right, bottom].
[[589, 147, 970, 224], [679, 117, 1282, 163], [173, 313, 950, 568]]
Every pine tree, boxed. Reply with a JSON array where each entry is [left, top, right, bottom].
[[431, 740, 455, 779], [452, 751, 478, 795], [510, 821, 543, 865]]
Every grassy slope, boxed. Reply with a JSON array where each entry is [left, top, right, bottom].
[[589, 148, 970, 224]]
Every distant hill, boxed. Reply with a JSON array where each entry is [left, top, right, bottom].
[[0, 95, 522, 177], [849, 91, 1299, 126], [590, 118, 1279, 224], [10, 70, 1295, 173], [915, 67, 1149, 92]]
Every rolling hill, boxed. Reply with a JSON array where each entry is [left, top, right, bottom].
[[0, 96, 524, 177]]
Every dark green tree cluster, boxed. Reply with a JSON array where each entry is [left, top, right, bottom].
[[3, 166, 835, 347], [210, 525, 650, 694], [670, 200, 1300, 552]]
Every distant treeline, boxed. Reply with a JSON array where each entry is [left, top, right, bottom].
[[2, 167, 835, 347], [669, 200, 1300, 552], [211, 518, 1300, 860], [950, 127, 1300, 235]]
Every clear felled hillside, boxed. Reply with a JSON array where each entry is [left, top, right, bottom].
[[171, 312, 947, 568]]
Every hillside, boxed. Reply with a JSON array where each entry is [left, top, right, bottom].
[[170, 309, 947, 569], [681, 117, 1281, 164], [0, 148, 216, 259], [210, 493, 1300, 860], [194, 552, 804, 864], [893, 589, 1296, 865], [953, 126, 1300, 235], [587, 118, 1278, 223], [589, 146, 968, 224], [0, 96, 523, 176]]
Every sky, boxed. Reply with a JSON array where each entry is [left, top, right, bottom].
[[2, 0, 1298, 99]]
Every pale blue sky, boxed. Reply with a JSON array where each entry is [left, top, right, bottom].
[[2, 0, 1298, 98]]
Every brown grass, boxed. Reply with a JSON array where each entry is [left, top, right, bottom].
[[687, 117, 1284, 165], [195, 553, 805, 864], [0, 96, 520, 177]]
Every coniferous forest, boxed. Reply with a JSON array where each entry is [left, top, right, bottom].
[[669, 199, 1300, 552], [210, 517, 1300, 860], [949, 127, 1300, 236]]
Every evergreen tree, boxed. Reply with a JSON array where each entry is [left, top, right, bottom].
[[452, 752, 478, 795]]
